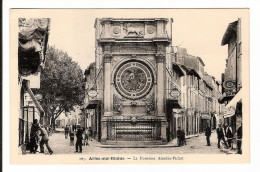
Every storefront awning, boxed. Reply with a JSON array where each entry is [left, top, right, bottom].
[[85, 100, 101, 109], [25, 81, 44, 116], [224, 89, 242, 118], [166, 99, 182, 109]]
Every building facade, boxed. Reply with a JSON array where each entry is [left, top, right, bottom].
[[220, 18, 242, 134], [83, 18, 224, 145], [88, 18, 173, 144], [18, 18, 50, 153]]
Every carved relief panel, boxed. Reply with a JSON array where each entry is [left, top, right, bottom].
[[112, 58, 156, 116]]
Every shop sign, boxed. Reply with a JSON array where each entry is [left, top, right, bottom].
[[223, 106, 236, 118], [223, 80, 236, 90], [88, 88, 98, 98], [170, 88, 181, 99]]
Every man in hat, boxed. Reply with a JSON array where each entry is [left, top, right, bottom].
[[216, 123, 228, 149], [176, 127, 182, 146], [75, 125, 83, 153], [30, 119, 40, 153], [205, 123, 211, 146], [39, 125, 53, 155], [226, 125, 233, 148]]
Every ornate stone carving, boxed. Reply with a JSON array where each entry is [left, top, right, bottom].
[[114, 60, 154, 100], [113, 27, 120, 34], [156, 54, 165, 63], [147, 26, 155, 34], [157, 43, 165, 53], [123, 23, 144, 37], [146, 94, 155, 114], [104, 44, 111, 52], [104, 54, 112, 63], [113, 95, 122, 112]]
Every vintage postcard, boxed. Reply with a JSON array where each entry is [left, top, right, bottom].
[[9, 9, 250, 164]]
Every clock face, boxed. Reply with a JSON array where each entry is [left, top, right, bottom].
[[115, 60, 154, 100]]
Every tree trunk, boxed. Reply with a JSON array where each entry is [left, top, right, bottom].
[[51, 115, 56, 130]]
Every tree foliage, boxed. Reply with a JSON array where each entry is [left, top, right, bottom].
[[37, 46, 85, 127]]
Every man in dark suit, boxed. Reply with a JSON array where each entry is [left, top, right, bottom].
[[205, 123, 211, 146], [216, 124, 228, 149], [75, 125, 83, 153], [176, 127, 182, 146]]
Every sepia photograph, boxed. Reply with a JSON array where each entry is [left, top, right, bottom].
[[9, 8, 250, 164]]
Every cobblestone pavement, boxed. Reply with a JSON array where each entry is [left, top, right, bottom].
[[31, 129, 239, 155]]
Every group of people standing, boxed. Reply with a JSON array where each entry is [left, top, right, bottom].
[[29, 119, 53, 155], [205, 123, 242, 154], [64, 124, 93, 153]]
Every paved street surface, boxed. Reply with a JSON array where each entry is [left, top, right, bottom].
[[30, 128, 239, 155]]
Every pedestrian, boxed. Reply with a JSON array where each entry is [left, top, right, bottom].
[[39, 125, 53, 155], [226, 125, 233, 148], [69, 131, 75, 146], [44, 125, 49, 136], [181, 129, 186, 145], [68, 125, 72, 133], [83, 129, 88, 146], [216, 123, 228, 149], [29, 119, 40, 153], [176, 127, 182, 146], [49, 125, 53, 136], [64, 125, 69, 139], [223, 124, 227, 136], [237, 124, 242, 154], [205, 123, 211, 146], [75, 125, 83, 153], [89, 127, 93, 141]]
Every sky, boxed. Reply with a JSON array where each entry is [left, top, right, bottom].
[[45, 9, 249, 81]]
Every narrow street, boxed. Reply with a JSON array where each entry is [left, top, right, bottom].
[[31, 129, 240, 155]]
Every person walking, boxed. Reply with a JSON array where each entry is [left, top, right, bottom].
[[226, 125, 233, 148], [237, 124, 242, 154], [39, 125, 53, 155], [68, 125, 72, 133], [69, 131, 75, 146], [89, 127, 93, 141], [29, 119, 40, 153], [75, 125, 83, 153], [181, 129, 186, 146], [205, 123, 211, 146], [49, 125, 53, 136], [216, 124, 228, 149], [64, 125, 69, 139], [176, 127, 182, 146]]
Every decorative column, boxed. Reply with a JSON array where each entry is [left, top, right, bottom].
[[156, 53, 167, 142], [103, 54, 112, 116], [101, 53, 112, 142], [156, 54, 165, 117]]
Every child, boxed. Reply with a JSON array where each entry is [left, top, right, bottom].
[[69, 132, 75, 146], [83, 130, 88, 146]]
